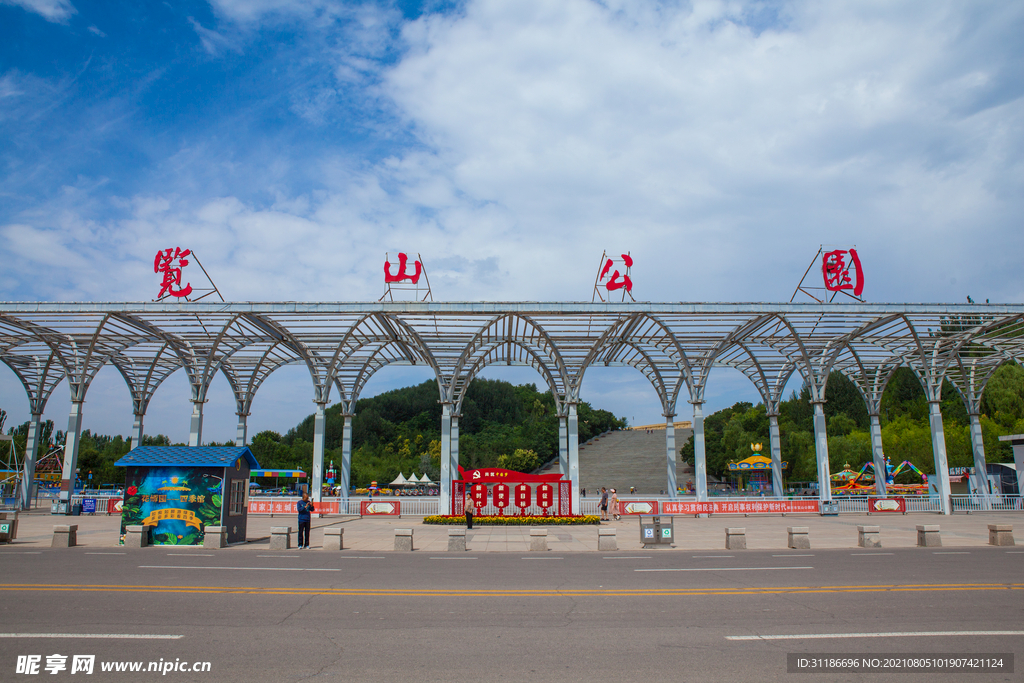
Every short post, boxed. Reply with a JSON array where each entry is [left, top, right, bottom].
[[123, 524, 151, 548], [598, 527, 617, 551], [270, 526, 292, 550], [448, 528, 467, 552], [530, 528, 548, 552], [916, 524, 941, 548], [203, 526, 226, 549], [988, 524, 1014, 547], [725, 527, 746, 550], [858, 525, 881, 548], [787, 526, 810, 549], [395, 528, 414, 551], [52, 524, 78, 548], [324, 527, 345, 550]]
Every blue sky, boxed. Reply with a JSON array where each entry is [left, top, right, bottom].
[[1, 0, 1023, 442]]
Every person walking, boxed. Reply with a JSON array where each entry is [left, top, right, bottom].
[[296, 492, 314, 549], [609, 488, 620, 521], [465, 496, 477, 530], [599, 487, 609, 521]]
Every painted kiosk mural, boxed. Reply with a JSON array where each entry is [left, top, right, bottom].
[[114, 446, 258, 546]]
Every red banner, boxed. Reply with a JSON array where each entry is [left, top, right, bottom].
[[537, 483, 553, 509], [360, 500, 400, 515], [249, 499, 341, 514], [618, 500, 659, 515], [661, 500, 820, 515], [868, 497, 906, 513], [514, 483, 532, 509], [459, 466, 564, 483], [493, 483, 509, 510]]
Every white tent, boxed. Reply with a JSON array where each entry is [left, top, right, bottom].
[[389, 472, 408, 487], [419, 473, 433, 484]]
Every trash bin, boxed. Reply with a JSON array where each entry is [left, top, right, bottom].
[[820, 501, 839, 516], [50, 502, 60, 514], [71, 503, 82, 516], [639, 515, 675, 547]]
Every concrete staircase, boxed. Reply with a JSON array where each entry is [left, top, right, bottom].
[[537, 428, 695, 495]]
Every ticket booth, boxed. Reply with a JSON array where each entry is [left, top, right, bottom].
[[114, 446, 259, 546]]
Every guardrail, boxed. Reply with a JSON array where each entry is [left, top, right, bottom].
[[950, 494, 1024, 513]]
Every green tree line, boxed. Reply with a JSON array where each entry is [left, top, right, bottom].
[[680, 364, 1024, 482]]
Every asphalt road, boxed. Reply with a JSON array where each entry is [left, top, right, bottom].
[[1, 547, 1022, 682]]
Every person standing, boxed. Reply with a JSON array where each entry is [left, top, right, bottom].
[[296, 492, 314, 549], [609, 488, 620, 520], [465, 496, 477, 530], [599, 487, 609, 521]]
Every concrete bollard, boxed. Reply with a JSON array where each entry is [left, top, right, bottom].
[[270, 526, 292, 550], [123, 524, 152, 548], [598, 527, 617, 551], [394, 528, 414, 551], [203, 526, 226, 549], [324, 527, 345, 550], [858, 525, 881, 548], [988, 524, 1015, 547], [52, 524, 78, 548], [916, 525, 941, 548], [787, 526, 810, 549], [725, 527, 746, 550], [530, 528, 548, 552], [448, 528, 467, 552]]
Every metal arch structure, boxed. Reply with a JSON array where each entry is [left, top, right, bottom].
[[3, 302, 1024, 515]]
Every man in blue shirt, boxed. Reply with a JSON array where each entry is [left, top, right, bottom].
[[296, 492, 314, 549]]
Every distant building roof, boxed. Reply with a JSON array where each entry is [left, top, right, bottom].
[[115, 446, 259, 469]]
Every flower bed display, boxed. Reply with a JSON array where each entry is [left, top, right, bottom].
[[424, 515, 600, 526]]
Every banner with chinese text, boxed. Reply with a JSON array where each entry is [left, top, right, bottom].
[[661, 500, 820, 515]]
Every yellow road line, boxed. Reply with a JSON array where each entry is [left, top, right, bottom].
[[0, 583, 1020, 598]]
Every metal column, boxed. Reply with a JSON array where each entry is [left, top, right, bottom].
[[235, 413, 248, 447], [188, 401, 204, 447], [567, 403, 580, 514], [968, 413, 991, 507], [451, 414, 460, 478], [19, 413, 42, 510], [440, 403, 452, 514], [927, 401, 952, 515], [768, 414, 784, 497], [341, 414, 353, 503], [130, 413, 144, 450], [558, 414, 568, 476], [869, 414, 887, 497], [58, 401, 84, 503], [665, 416, 677, 499], [692, 402, 708, 503], [812, 402, 832, 503], [311, 402, 326, 504]]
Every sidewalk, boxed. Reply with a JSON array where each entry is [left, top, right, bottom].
[[1, 507, 1019, 551]]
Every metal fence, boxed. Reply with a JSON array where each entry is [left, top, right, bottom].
[[949, 495, 1024, 513]]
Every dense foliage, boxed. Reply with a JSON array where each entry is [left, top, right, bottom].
[[680, 364, 1024, 482]]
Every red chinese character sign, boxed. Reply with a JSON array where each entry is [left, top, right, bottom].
[[593, 250, 635, 302], [151, 247, 225, 303], [381, 251, 433, 302], [514, 483, 532, 511], [791, 245, 865, 303], [453, 467, 571, 517], [493, 483, 510, 511]]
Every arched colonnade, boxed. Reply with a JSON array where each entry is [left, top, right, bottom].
[[2, 302, 1023, 515]]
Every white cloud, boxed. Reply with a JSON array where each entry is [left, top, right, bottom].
[[1, 0, 75, 23]]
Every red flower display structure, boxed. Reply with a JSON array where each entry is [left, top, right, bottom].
[[452, 466, 572, 517]]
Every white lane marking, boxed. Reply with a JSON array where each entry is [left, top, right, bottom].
[[256, 555, 300, 558], [727, 630, 1024, 641], [429, 557, 478, 560], [167, 553, 213, 556], [773, 554, 813, 557], [850, 553, 894, 556], [139, 565, 340, 572], [933, 552, 970, 555], [338, 557, 385, 559], [1006, 551, 1024, 554], [0, 552, 43, 555], [693, 555, 733, 558], [603, 557, 651, 560], [521, 557, 564, 560], [86, 552, 125, 555], [637, 566, 813, 572], [0, 633, 183, 640]]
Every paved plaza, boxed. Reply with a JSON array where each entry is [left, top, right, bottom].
[[4, 507, 1018, 552]]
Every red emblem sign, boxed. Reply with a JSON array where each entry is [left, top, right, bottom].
[[822, 248, 864, 297], [154, 247, 193, 299], [493, 483, 510, 512], [384, 252, 422, 284], [514, 483, 532, 510], [470, 484, 488, 510], [536, 483, 554, 509]]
